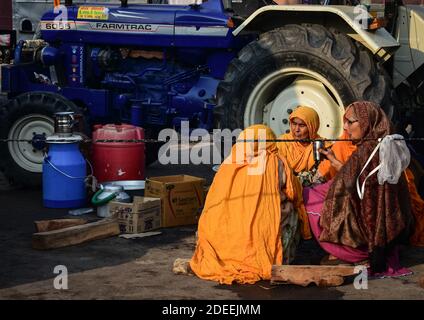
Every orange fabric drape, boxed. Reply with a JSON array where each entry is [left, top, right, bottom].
[[406, 168, 424, 246], [277, 106, 322, 173], [318, 131, 357, 180], [189, 125, 310, 285]]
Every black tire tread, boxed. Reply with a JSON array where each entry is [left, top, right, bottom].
[[215, 24, 395, 130], [0, 92, 81, 187]]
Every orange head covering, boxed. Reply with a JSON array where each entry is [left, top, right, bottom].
[[289, 106, 320, 140], [190, 125, 311, 285], [229, 124, 277, 165], [277, 106, 322, 173], [237, 124, 276, 142]]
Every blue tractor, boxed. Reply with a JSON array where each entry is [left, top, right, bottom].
[[1, 0, 413, 186]]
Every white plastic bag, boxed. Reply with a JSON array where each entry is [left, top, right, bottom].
[[356, 134, 410, 200], [378, 134, 411, 185]]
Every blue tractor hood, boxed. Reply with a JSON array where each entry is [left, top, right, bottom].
[[40, 1, 233, 47]]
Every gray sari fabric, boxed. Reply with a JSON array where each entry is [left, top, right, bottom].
[[278, 159, 300, 264]]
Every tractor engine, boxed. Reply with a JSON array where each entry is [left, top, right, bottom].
[[4, 0, 241, 131], [12, 40, 220, 129], [87, 46, 217, 129]]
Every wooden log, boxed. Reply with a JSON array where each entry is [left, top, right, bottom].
[[419, 276, 424, 289], [34, 218, 87, 233], [32, 219, 120, 250], [271, 265, 360, 287]]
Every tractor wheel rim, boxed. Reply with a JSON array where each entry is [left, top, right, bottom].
[[244, 67, 345, 139], [8, 114, 54, 173]]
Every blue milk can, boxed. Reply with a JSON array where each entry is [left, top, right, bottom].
[[42, 136, 87, 208]]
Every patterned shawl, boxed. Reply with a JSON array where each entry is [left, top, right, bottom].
[[319, 101, 413, 272]]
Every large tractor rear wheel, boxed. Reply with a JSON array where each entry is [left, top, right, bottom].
[[0, 92, 82, 187], [215, 24, 394, 138]]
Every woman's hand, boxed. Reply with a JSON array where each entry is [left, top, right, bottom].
[[319, 148, 343, 172]]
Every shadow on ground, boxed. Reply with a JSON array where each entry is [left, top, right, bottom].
[[0, 187, 199, 289], [217, 282, 344, 300], [1, 162, 423, 299], [0, 163, 216, 290]]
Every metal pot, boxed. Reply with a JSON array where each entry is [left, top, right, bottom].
[[101, 180, 145, 198], [92, 183, 131, 218], [54, 111, 76, 137]]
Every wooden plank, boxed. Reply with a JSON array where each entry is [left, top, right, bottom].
[[271, 265, 360, 287], [34, 218, 87, 233], [32, 219, 120, 250]]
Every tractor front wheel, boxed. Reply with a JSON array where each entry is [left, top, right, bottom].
[[215, 24, 394, 139]]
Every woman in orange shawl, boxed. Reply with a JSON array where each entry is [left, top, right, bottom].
[[277, 106, 323, 174], [190, 125, 311, 285]]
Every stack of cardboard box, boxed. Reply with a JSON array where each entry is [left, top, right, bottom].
[[109, 175, 206, 233]]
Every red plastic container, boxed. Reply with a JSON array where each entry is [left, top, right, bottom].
[[92, 124, 145, 183], [0, 0, 12, 30]]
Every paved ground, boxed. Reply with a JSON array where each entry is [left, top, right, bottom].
[[0, 161, 424, 300]]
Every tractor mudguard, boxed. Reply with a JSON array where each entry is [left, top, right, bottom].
[[233, 5, 400, 61], [393, 5, 424, 87]]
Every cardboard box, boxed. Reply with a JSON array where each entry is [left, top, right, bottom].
[[109, 196, 161, 234], [145, 175, 205, 227]]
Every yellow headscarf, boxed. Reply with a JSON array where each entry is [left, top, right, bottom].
[[229, 124, 278, 164], [190, 125, 311, 285], [277, 106, 322, 173]]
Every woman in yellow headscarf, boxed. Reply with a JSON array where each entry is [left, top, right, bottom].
[[189, 125, 311, 285], [277, 106, 323, 175]]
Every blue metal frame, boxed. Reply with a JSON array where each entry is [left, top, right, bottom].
[[1, 0, 253, 130]]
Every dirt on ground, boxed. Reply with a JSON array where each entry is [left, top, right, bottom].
[[1, 162, 423, 300]]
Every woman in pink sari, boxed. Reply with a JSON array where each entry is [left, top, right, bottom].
[[303, 101, 413, 277]]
